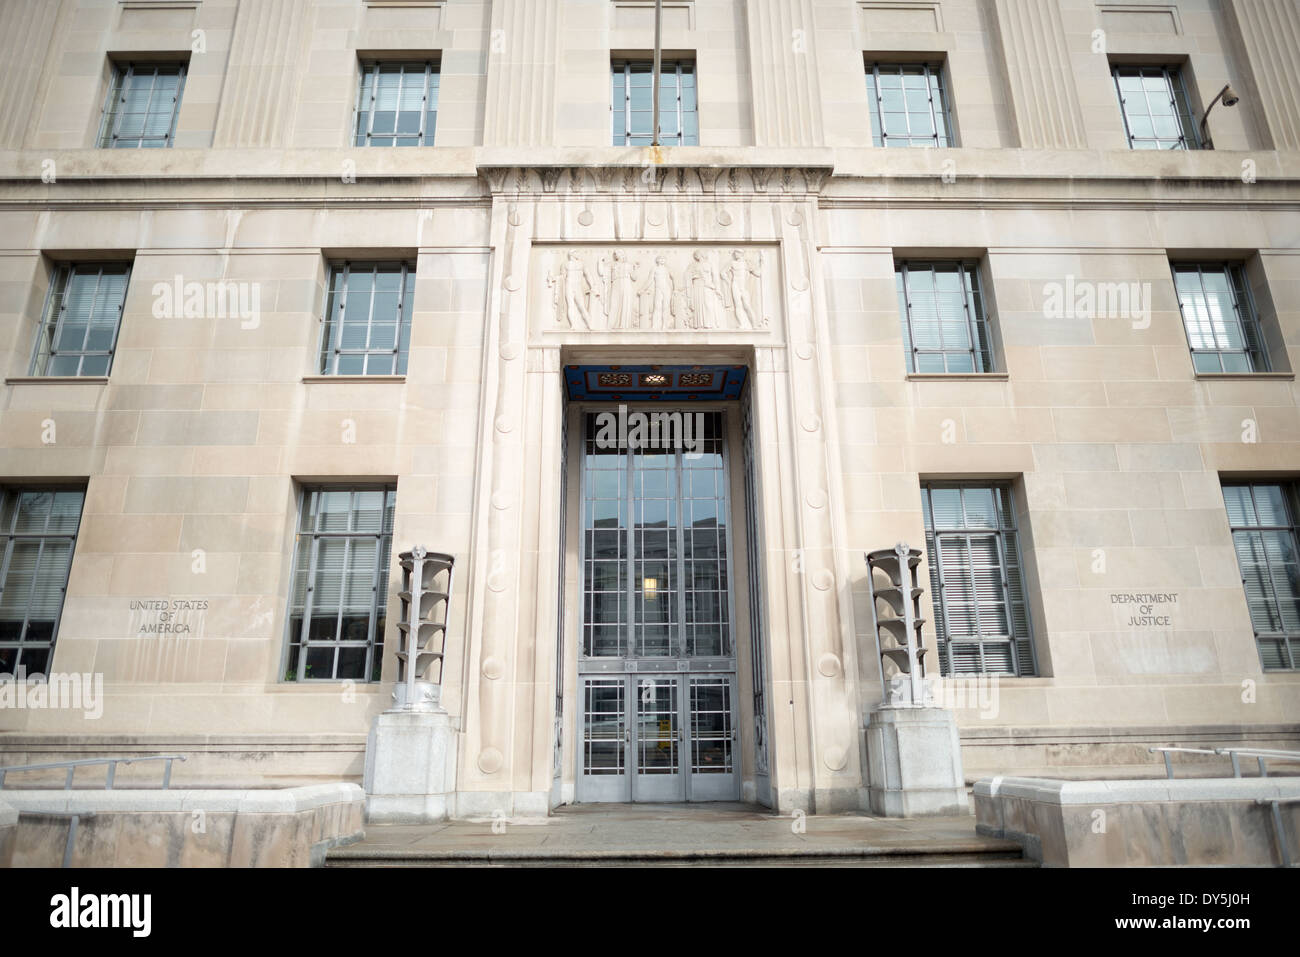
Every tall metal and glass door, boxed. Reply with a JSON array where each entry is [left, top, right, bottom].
[[577, 410, 740, 802]]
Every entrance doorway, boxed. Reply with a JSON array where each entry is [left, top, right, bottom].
[[575, 409, 741, 802]]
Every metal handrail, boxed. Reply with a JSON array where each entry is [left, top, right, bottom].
[[1150, 746, 1300, 780], [0, 754, 187, 790], [1256, 798, 1300, 868]]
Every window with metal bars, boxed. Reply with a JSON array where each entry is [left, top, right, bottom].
[[318, 262, 415, 375], [865, 62, 953, 147], [353, 60, 439, 146], [921, 484, 1036, 676], [1112, 65, 1200, 150], [611, 59, 698, 146], [31, 263, 131, 377], [98, 62, 186, 148], [1223, 483, 1300, 671], [0, 488, 85, 677], [896, 260, 994, 373], [284, 487, 396, 682], [1171, 263, 1267, 373]]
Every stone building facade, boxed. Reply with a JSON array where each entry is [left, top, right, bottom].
[[0, 0, 1297, 816]]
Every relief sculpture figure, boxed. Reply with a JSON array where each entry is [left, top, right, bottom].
[[722, 249, 764, 329], [684, 250, 726, 330], [641, 255, 676, 330], [605, 250, 640, 330], [548, 251, 594, 330]]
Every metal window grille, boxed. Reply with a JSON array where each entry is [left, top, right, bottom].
[[865, 62, 953, 148], [354, 60, 439, 147], [1112, 65, 1200, 150], [921, 484, 1036, 676], [0, 488, 85, 676], [284, 487, 396, 682], [579, 411, 729, 659], [896, 260, 994, 373], [1172, 263, 1266, 373], [1223, 483, 1300, 671], [31, 263, 131, 377], [318, 262, 415, 375], [612, 59, 698, 146], [98, 62, 186, 148]]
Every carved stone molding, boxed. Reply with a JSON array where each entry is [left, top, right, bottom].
[[481, 165, 833, 197], [535, 245, 777, 333]]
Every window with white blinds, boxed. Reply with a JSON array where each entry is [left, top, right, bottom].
[[98, 62, 187, 148], [318, 262, 415, 375], [31, 263, 131, 377], [353, 61, 439, 147], [0, 488, 85, 676], [1172, 263, 1267, 374], [896, 260, 994, 373], [284, 487, 396, 682], [1111, 65, 1199, 150], [1223, 483, 1300, 671], [921, 484, 1036, 676]]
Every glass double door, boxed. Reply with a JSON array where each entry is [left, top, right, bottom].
[[576, 409, 740, 803]]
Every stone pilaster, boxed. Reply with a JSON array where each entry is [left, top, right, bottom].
[[482, 0, 561, 147], [746, 0, 824, 147], [1223, 0, 1300, 151], [991, 0, 1088, 149], [212, 0, 313, 148]]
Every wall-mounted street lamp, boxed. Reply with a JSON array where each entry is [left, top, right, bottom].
[[1199, 83, 1240, 149]]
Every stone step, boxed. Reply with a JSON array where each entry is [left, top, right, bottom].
[[327, 845, 1034, 868]]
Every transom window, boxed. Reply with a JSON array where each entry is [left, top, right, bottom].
[[354, 60, 439, 147], [0, 488, 85, 677], [285, 487, 396, 682], [319, 262, 415, 375], [98, 62, 186, 148], [1172, 263, 1266, 373], [1223, 483, 1300, 671], [896, 260, 994, 373], [612, 60, 698, 146], [31, 263, 131, 377], [922, 484, 1036, 676], [1112, 65, 1199, 150], [866, 62, 953, 147]]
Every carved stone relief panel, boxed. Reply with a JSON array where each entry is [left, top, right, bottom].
[[532, 245, 781, 336]]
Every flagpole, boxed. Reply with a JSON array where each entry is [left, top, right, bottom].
[[651, 0, 662, 147]]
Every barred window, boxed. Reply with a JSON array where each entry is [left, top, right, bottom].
[[896, 261, 994, 373], [1112, 65, 1199, 150], [866, 62, 953, 147], [1172, 263, 1267, 373], [922, 484, 1036, 676], [354, 61, 439, 147], [318, 262, 415, 375], [31, 263, 131, 377], [98, 62, 186, 148], [612, 60, 698, 146], [285, 487, 396, 682], [0, 489, 85, 677], [1223, 483, 1300, 671]]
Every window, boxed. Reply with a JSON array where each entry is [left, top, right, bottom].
[[1223, 483, 1300, 671], [98, 62, 186, 148], [612, 60, 698, 146], [0, 488, 85, 676], [353, 60, 439, 146], [318, 262, 415, 375], [1112, 65, 1199, 150], [1172, 263, 1266, 373], [285, 487, 396, 682], [31, 263, 131, 377], [896, 260, 993, 373], [921, 484, 1036, 676], [865, 62, 953, 147]]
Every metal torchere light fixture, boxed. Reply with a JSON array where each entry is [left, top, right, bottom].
[[395, 546, 454, 711], [866, 543, 928, 707], [1198, 83, 1240, 149]]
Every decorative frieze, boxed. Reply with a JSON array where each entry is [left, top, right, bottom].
[[536, 245, 775, 332], [480, 166, 832, 197]]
